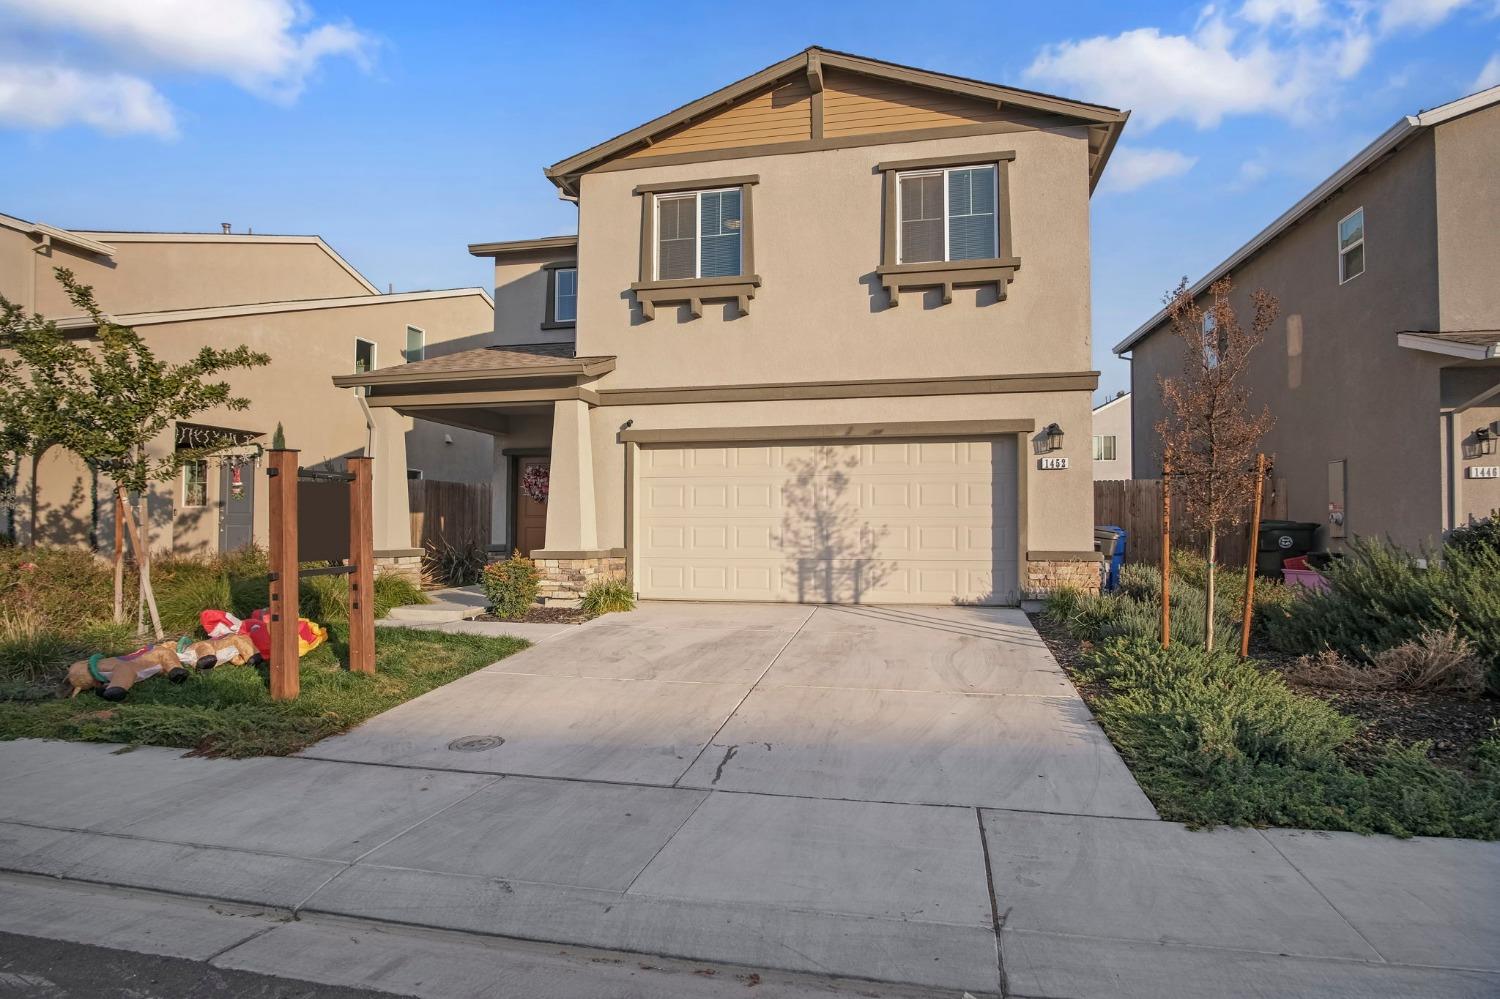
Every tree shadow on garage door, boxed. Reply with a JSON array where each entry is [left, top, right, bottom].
[[782, 445, 893, 603]]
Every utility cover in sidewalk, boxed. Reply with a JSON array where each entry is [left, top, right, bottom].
[[448, 735, 505, 752]]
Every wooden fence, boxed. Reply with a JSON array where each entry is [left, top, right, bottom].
[[1094, 477, 1287, 568], [409, 478, 491, 557]]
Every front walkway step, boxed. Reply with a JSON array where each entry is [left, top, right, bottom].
[[386, 584, 488, 624]]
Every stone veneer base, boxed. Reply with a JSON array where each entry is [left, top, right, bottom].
[[1024, 558, 1103, 597], [532, 552, 627, 604]]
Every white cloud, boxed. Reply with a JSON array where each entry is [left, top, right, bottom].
[[0, 63, 176, 136], [1240, 0, 1328, 28], [1099, 146, 1199, 192], [0, 0, 371, 136], [1474, 53, 1500, 90], [1025, 18, 1320, 129], [1376, 0, 1474, 31]]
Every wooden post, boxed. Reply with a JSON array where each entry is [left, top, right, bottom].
[[346, 456, 375, 675], [112, 488, 125, 623], [267, 449, 300, 701], [1160, 466, 1172, 648], [1240, 453, 1267, 659], [117, 493, 163, 639]]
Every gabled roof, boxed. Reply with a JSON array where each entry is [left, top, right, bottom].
[[545, 46, 1128, 196], [1092, 392, 1131, 414], [54, 287, 493, 331], [1114, 84, 1500, 356], [0, 212, 115, 257]]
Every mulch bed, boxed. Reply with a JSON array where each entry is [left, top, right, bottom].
[[1030, 612, 1500, 773], [474, 606, 594, 625]]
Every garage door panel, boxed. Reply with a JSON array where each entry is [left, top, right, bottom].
[[637, 439, 1017, 605]]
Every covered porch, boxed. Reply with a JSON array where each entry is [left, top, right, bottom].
[[334, 343, 622, 602], [1400, 330, 1500, 531]]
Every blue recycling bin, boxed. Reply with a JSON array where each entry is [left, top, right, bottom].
[[1094, 525, 1127, 592]]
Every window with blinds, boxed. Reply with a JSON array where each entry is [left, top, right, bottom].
[[554, 267, 577, 323], [656, 188, 742, 280], [897, 164, 998, 265]]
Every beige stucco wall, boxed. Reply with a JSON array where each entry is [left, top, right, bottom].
[[21, 237, 373, 317], [493, 252, 576, 346], [9, 293, 494, 555], [1434, 103, 1500, 333], [1091, 394, 1132, 480], [1443, 367, 1500, 525], [1128, 132, 1446, 550], [576, 128, 1094, 387]]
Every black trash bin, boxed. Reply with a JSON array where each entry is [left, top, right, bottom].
[[1256, 520, 1321, 578]]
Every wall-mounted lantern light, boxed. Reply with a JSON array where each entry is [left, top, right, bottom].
[[1477, 426, 1496, 456], [1044, 423, 1065, 452]]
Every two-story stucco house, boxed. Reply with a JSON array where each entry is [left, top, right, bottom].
[[1115, 86, 1500, 552], [1, 214, 495, 558], [339, 47, 1129, 604]]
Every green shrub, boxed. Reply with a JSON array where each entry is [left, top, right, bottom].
[[481, 551, 539, 620], [1078, 636, 1499, 837], [1042, 569, 1241, 649], [1264, 537, 1500, 691], [1445, 511, 1500, 561], [580, 577, 635, 616]]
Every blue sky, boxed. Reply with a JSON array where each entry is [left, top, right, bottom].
[[2, 1, 1497, 399]]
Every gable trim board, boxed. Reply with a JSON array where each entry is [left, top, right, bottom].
[[0, 212, 116, 257], [545, 46, 1127, 195], [1114, 84, 1500, 355], [468, 234, 578, 258]]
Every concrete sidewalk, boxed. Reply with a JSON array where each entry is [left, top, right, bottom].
[[1, 603, 1496, 997]]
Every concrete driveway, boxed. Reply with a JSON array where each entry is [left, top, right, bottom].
[[308, 602, 1155, 818]]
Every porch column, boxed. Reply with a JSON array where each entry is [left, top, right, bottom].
[[369, 406, 413, 553], [490, 434, 511, 552], [541, 397, 597, 551]]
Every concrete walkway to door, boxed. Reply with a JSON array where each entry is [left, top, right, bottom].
[[1, 604, 1495, 998]]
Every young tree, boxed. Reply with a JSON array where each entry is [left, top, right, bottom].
[[6, 268, 269, 635], [0, 295, 91, 544], [1156, 277, 1278, 650]]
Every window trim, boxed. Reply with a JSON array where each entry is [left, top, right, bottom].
[[1337, 206, 1365, 285], [181, 458, 209, 508], [876, 151, 1018, 307], [1092, 435, 1117, 462], [542, 261, 578, 330], [405, 325, 425, 363], [630, 174, 759, 321], [354, 337, 376, 397]]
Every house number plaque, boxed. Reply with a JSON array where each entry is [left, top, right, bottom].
[[1468, 466, 1499, 479], [1038, 457, 1069, 470]]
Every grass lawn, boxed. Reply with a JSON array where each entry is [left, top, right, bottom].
[[0, 624, 528, 757]]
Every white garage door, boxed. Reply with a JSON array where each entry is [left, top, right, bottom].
[[636, 438, 1018, 604]]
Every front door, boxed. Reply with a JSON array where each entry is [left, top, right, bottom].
[[514, 456, 549, 556], [218, 459, 256, 552]]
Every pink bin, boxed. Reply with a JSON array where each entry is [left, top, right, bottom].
[[1281, 555, 1330, 593]]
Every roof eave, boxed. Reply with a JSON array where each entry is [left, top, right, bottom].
[[1397, 333, 1499, 361], [468, 235, 579, 259]]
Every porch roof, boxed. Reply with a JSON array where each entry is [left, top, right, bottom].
[[332, 342, 616, 390], [1398, 330, 1500, 362]]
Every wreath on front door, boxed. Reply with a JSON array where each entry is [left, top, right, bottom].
[[521, 464, 550, 504]]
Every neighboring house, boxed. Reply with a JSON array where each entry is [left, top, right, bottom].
[[1, 213, 495, 560], [340, 47, 1129, 604], [1115, 87, 1500, 552], [1091, 393, 1131, 480]]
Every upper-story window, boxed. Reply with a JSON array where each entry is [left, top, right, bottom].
[[543, 263, 578, 329], [1338, 207, 1364, 284], [876, 151, 1016, 307], [656, 188, 742, 280], [354, 338, 375, 397], [1202, 312, 1220, 368], [404, 325, 425, 362], [897, 165, 998, 264], [554, 267, 577, 323], [1092, 435, 1117, 462], [631, 175, 760, 320]]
